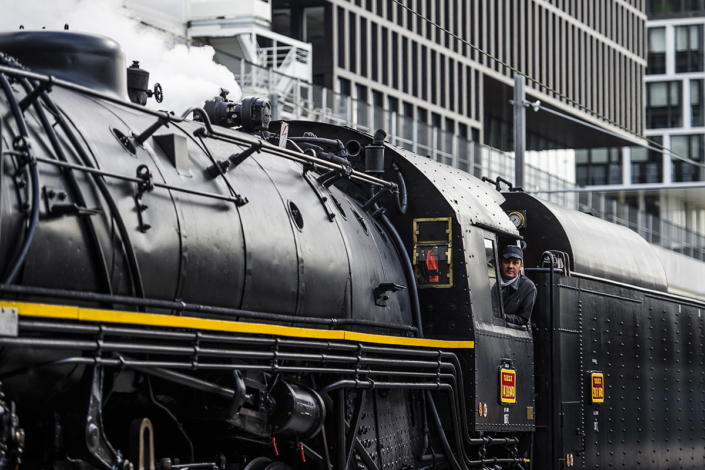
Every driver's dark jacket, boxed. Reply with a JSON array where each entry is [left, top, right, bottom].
[[491, 274, 537, 325]]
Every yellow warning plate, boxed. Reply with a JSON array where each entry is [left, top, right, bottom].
[[500, 368, 517, 404], [591, 372, 605, 403]]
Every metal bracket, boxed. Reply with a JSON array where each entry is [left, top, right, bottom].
[[508, 98, 541, 112], [361, 186, 395, 212], [0, 307, 18, 337], [481, 175, 517, 192], [228, 371, 247, 420], [374, 282, 406, 307], [128, 418, 155, 470], [135, 165, 154, 233], [205, 142, 262, 179], [44, 186, 102, 217], [344, 389, 367, 470], [81, 366, 127, 470], [11, 136, 32, 214], [318, 166, 353, 188], [133, 115, 170, 147], [18, 77, 53, 112], [303, 172, 336, 222]]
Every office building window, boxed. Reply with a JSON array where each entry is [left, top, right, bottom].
[[360, 18, 367, 77], [692, 80, 704, 126], [339, 78, 351, 96], [381, 27, 389, 85], [675, 25, 703, 73], [646, 81, 682, 128], [372, 90, 383, 108], [371, 24, 378, 81], [392, 32, 399, 89], [272, 9, 291, 37], [431, 112, 441, 128], [388, 96, 399, 113], [648, 0, 705, 14], [337, 7, 345, 69], [631, 136, 663, 184], [647, 27, 666, 75], [575, 148, 621, 186], [349, 12, 357, 73], [671, 134, 703, 181], [458, 123, 468, 138], [355, 84, 368, 102]]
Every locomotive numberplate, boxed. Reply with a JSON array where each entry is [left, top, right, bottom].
[[591, 373, 604, 403], [499, 369, 516, 404]]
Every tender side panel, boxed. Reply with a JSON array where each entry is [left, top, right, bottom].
[[534, 271, 705, 470]]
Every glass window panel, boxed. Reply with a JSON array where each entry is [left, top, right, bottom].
[[484, 238, 502, 319], [631, 164, 641, 183], [592, 148, 609, 164], [691, 25, 701, 51], [303, 7, 325, 43], [611, 148, 621, 162], [575, 149, 589, 164], [591, 166, 607, 185], [670, 82, 680, 105], [692, 80, 701, 104], [576, 166, 589, 186], [671, 135, 689, 158], [649, 82, 668, 106], [677, 26, 689, 52], [631, 146, 648, 162], [272, 9, 292, 37], [691, 134, 701, 158], [649, 27, 666, 53], [609, 164, 621, 184]]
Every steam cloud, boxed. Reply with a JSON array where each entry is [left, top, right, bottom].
[[0, 0, 243, 113]]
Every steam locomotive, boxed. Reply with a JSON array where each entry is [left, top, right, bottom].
[[0, 30, 702, 470]]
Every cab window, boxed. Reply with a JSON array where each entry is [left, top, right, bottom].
[[484, 238, 503, 319]]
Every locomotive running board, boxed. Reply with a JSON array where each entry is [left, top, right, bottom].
[[0, 300, 474, 349]]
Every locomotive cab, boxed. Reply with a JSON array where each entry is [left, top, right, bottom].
[[273, 122, 537, 460]]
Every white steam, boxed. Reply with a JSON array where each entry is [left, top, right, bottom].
[[0, 0, 242, 113]]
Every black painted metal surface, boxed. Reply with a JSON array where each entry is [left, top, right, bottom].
[[527, 266, 705, 470], [5, 30, 705, 470], [0, 85, 414, 330], [0, 31, 129, 100], [503, 192, 669, 291]]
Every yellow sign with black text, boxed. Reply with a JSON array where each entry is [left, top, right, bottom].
[[591, 373, 604, 403], [500, 369, 517, 404]]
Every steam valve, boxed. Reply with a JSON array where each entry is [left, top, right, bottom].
[[127, 61, 163, 106], [201, 91, 271, 132]]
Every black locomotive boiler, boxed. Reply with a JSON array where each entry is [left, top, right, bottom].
[[0, 30, 702, 470]]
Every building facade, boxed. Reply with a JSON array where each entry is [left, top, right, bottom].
[[270, 0, 647, 150], [574, 1, 705, 235]]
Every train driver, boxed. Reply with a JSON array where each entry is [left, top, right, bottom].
[[497, 245, 537, 326]]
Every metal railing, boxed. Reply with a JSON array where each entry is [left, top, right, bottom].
[[230, 57, 705, 262]]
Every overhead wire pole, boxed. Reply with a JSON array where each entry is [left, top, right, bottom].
[[514, 75, 526, 189]]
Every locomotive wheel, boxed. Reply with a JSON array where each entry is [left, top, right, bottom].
[[243, 457, 291, 470]]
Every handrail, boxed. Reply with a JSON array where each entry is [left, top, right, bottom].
[[0, 64, 395, 193]]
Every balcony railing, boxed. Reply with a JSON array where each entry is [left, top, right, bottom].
[[228, 56, 705, 262]]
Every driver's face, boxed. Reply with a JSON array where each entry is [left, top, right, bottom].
[[500, 257, 523, 280]]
